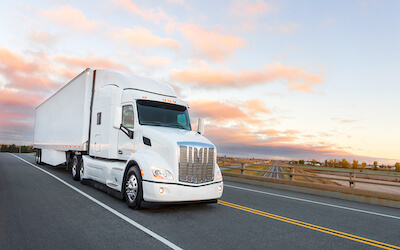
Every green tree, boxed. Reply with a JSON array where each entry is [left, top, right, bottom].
[[373, 161, 378, 170], [352, 160, 359, 169], [8, 144, 18, 153], [299, 160, 305, 165], [395, 163, 400, 172], [0, 144, 8, 152]]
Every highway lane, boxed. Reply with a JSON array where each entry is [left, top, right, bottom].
[[264, 165, 284, 179], [1, 153, 400, 249]]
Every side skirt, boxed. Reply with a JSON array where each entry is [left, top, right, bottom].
[[82, 179, 124, 200]]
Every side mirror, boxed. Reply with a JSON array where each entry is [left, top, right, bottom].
[[113, 106, 122, 129], [197, 118, 205, 135]]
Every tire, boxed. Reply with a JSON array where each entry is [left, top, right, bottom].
[[124, 167, 143, 209], [71, 155, 81, 181], [36, 150, 43, 165], [79, 157, 85, 184], [67, 152, 75, 170], [35, 150, 39, 164]]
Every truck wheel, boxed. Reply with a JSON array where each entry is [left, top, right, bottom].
[[35, 151, 39, 164], [36, 150, 43, 165], [124, 167, 143, 209], [71, 155, 81, 181], [79, 157, 85, 184]]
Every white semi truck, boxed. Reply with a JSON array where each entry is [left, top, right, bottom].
[[33, 68, 223, 209]]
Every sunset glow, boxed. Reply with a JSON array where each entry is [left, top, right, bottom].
[[0, 0, 399, 164]]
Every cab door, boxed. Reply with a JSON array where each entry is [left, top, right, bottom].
[[117, 103, 137, 160]]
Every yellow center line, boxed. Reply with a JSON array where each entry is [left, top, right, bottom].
[[218, 200, 400, 250]]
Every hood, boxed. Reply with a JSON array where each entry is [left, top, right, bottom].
[[140, 126, 215, 147]]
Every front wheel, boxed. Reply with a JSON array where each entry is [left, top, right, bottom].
[[124, 167, 143, 209]]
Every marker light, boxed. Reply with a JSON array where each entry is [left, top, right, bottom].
[[159, 187, 165, 194], [151, 167, 173, 180], [218, 185, 223, 192], [216, 170, 222, 180]]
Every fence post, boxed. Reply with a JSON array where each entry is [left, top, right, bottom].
[[241, 163, 244, 175], [349, 173, 356, 188], [289, 167, 294, 181]]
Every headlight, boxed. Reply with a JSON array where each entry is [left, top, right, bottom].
[[216, 170, 222, 180], [151, 167, 173, 180]]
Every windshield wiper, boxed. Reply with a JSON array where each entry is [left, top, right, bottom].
[[168, 124, 188, 130]]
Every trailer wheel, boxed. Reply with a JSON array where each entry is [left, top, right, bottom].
[[79, 157, 85, 184], [124, 167, 143, 209], [36, 150, 43, 165], [35, 151, 39, 164], [71, 155, 81, 181]]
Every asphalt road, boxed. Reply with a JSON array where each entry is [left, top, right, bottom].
[[1, 153, 400, 250], [263, 166, 284, 179]]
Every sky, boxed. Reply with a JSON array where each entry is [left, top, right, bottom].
[[0, 0, 399, 164]]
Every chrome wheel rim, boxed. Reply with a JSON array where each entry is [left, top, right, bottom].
[[125, 175, 138, 203], [72, 158, 77, 177], [79, 162, 84, 181]]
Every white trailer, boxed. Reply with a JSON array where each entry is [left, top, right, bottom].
[[33, 68, 223, 209]]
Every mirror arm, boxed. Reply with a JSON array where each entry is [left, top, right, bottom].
[[120, 124, 134, 139]]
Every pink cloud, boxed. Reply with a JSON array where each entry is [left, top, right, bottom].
[[190, 99, 248, 122], [231, 0, 276, 17], [113, 27, 180, 50], [170, 61, 322, 92], [55, 54, 132, 73], [134, 55, 172, 69], [28, 31, 58, 45], [0, 89, 44, 107], [245, 99, 271, 114], [0, 47, 57, 91], [189, 99, 266, 127], [114, 0, 175, 24], [40, 6, 98, 33], [180, 24, 246, 62]]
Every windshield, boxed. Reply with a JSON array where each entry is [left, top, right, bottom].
[[137, 100, 191, 130]]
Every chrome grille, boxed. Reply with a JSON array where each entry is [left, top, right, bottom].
[[178, 143, 215, 184]]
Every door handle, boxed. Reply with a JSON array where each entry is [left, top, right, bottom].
[[118, 150, 123, 155]]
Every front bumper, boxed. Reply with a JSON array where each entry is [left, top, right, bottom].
[[142, 181, 223, 202]]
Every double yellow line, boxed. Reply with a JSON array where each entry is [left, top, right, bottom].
[[218, 200, 400, 250]]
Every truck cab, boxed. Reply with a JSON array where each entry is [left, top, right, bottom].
[[79, 69, 223, 208]]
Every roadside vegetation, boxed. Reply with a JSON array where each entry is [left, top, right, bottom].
[[0, 144, 35, 153]]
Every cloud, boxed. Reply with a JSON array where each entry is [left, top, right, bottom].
[[245, 99, 270, 114], [340, 119, 358, 124], [134, 55, 172, 69], [170, 61, 322, 92], [180, 24, 246, 62], [114, 0, 175, 24], [0, 88, 44, 108], [112, 27, 180, 50], [203, 124, 361, 161], [190, 99, 248, 122], [28, 31, 58, 45], [266, 22, 299, 34], [167, 0, 184, 4], [55, 54, 132, 73], [40, 6, 98, 33], [231, 0, 276, 17], [0, 47, 57, 91]]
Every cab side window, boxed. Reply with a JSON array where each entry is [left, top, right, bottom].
[[122, 105, 134, 129]]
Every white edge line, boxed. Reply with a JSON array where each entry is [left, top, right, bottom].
[[224, 184, 400, 220], [11, 154, 182, 250]]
